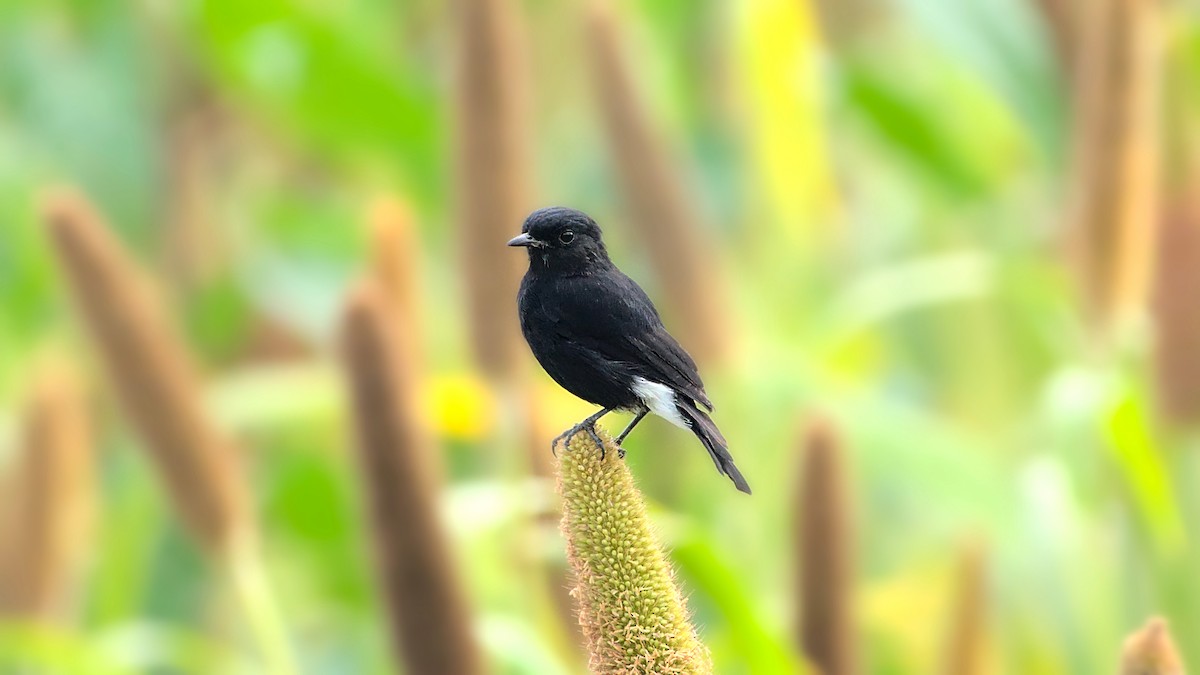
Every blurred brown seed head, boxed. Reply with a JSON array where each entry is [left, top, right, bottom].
[[0, 478, 14, 610], [162, 88, 226, 290], [795, 417, 857, 675], [584, 1, 729, 363], [1066, 0, 1163, 329], [1120, 618, 1184, 675], [455, 0, 534, 382], [811, 0, 889, 49], [1153, 49, 1200, 427], [939, 541, 988, 675], [1152, 187, 1200, 426], [237, 313, 313, 365], [1033, 0, 1078, 77], [369, 195, 428, 382], [340, 283, 484, 675], [0, 363, 93, 620], [41, 187, 248, 554], [369, 196, 423, 328]]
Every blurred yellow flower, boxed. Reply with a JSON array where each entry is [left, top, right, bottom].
[[430, 374, 498, 442], [861, 561, 946, 673]]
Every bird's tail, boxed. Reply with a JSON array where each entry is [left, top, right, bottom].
[[676, 401, 751, 494]]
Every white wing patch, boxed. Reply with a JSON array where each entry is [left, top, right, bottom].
[[632, 377, 687, 429]]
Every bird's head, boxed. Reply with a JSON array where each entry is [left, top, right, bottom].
[[508, 207, 610, 273]]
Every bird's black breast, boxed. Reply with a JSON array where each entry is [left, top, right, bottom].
[[518, 272, 641, 409], [516, 266, 712, 412]]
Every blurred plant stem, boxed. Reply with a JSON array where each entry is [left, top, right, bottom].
[[340, 284, 485, 675], [557, 429, 712, 674], [0, 362, 93, 620], [584, 1, 730, 363], [454, 0, 534, 382], [1066, 0, 1163, 333], [795, 417, 857, 675], [42, 188, 296, 674], [225, 537, 296, 675], [1120, 617, 1184, 674]]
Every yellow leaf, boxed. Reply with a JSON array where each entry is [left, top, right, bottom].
[[734, 0, 839, 234]]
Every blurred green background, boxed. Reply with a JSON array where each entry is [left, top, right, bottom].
[[2, 0, 1199, 673]]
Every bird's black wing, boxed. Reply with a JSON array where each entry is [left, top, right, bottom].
[[545, 270, 713, 410]]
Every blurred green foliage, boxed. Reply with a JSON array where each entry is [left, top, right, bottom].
[[2, 0, 1200, 673]]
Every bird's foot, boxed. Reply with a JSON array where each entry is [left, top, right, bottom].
[[551, 408, 616, 459], [550, 427, 573, 456], [551, 419, 613, 460], [550, 421, 597, 457], [584, 423, 607, 460]]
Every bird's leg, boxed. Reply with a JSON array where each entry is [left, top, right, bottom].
[[551, 407, 614, 456], [615, 407, 649, 444], [614, 407, 649, 458]]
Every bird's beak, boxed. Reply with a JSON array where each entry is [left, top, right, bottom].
[[507, 232, 540, 248]]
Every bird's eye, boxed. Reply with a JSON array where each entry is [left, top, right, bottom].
[[559, 230, 575, 244]]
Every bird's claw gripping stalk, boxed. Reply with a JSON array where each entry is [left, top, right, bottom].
[[552, 407, 616, 459], [551, 421, 610, 459], [586, 425, 607, 460]]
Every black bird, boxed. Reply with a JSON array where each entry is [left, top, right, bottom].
[[509, 207, 751, 494]]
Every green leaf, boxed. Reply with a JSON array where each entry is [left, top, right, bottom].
[[194, 0, 444, 201], [1104, 396, 1188, 558], [673, 532, 807, 675]]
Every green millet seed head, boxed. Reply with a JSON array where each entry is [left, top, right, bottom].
[[556, 429, 712, 675]]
